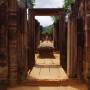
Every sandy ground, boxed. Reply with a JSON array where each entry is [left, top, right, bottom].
[[8, 41, 88, 90]]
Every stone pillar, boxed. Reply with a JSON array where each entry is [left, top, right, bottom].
[[53, 22, 57, 49], [59, 12, 67, 71], [24, 7, 28, 79], [8, 0, 18, 85], [35, 20, 37, 50], [17, 8, 27, 81], [83, 0, 90, 83], [76, 17, 84, 80], [28, 9, 35, 69], [0, 2, 8, 88], [35, 20, 40, 51], [37, 23, 40, 49], [56, 20, 59, 50], [54, 20, 59, 51], [67, 14, 77, 77]]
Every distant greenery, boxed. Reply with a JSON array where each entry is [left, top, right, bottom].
[[17, 0, 35, 8], [51, 16, 59, 23], [42, 25, 53, 35], [42, 16, 59, 35], [27, 0, 35, 7], [63, 0, 75, 10]]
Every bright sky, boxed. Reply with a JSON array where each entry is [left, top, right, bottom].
[[34, 0, 64, 27]]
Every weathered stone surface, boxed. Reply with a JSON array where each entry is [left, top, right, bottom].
[[7, 0, 18, 85], [86, 1, 90, 14]]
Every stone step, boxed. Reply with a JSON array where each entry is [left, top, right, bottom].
[[22, 78, 69, 86]]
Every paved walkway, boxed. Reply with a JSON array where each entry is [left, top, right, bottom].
[[8, 41, 88, 90], [35, 53, 60, 65], [27, 53, 68, 81], [8, 53, 88, 90], [8, 81, 88, 90]]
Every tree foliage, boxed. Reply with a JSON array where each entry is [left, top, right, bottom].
[[17, 0, 35, 8], [42, 25, 53, 35], [51, 16, 59, 23], [27, 0, 35, 7], [63, 0, 74, 10]]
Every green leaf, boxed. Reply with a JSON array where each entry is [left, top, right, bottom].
[[17, 0, 35, 8], [51, 16, 59, 22], [63, 0, 74, 10]]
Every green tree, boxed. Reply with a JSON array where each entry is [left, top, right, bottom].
[[51, 16, 59, 23], [63, 0, 74, 10], [42, 25, 53, 35], [17, 0, 35, 8], [27, 0, 35, 8]]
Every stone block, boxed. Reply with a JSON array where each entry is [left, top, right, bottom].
[[0, 80, 7, 90], [86, 1, 90, 14]]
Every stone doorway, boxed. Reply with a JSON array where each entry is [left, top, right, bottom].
[[0, 0, 88, 88], [26, 8, 68, 84], [27, 8, 66, 68]]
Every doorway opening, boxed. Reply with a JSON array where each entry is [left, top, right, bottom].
[[27, 8, 68, 84], [34, 15, 60, 65], [34, 16, 60, 59]]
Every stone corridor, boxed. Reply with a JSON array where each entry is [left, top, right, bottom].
[[8, 53, 88, 90], [8, 84, 87, 90], [27, 53, 68, 81], [0, 0, 90, 89]]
